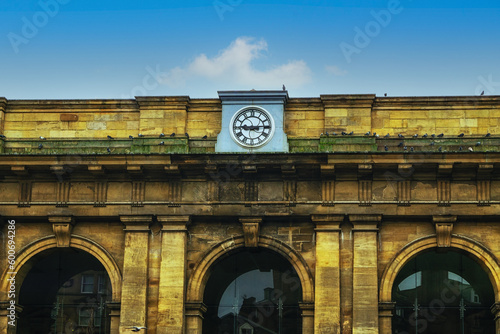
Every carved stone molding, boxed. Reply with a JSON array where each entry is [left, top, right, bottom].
[[157, 215, 191, 232], [311, 214, 344, 232], [321, 164, 335, 206], [398, 164, 413, 177], [490, 302, 500, 321], [164, 164, 181, 178], [56, 181, 71, 207], [433, 216, 456, 247], [185, 302, 207, 320], [94, 181, 108, 207], [349, 214, 381, 231], [477, 180, 491, 206], [321, 180, 335, 206], [240, 217, 262, 248], [397, 180, 411, 206], [88, 165, 105, 174], [49, 216, 75, 247], [379, 302, 396, 318], [11, 166, 29, 176], [18, 180, 32, 207], [120, 215, 153, 232], [299, 302, 315, 317], [358, 180, 372, 206], [168, 180, 182, 206], [132, 180, 145, 207], [127, 165, 143, 174], [437, 180, 451, 206]]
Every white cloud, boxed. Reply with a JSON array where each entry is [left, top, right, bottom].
[[325, 65, 348, 76], [159, 37, 311, 89]]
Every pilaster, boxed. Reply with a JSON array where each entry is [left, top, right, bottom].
[[312, 214, 343, 334], [156, 215, 190, 334], [299, 302, 315, 334], [185, 302, 207, 334], [119, 215, 152, 333], [350, 214, 381, 334]]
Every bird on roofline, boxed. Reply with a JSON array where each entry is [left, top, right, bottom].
[[127, 327, 147, 332], [107, 135, 114, 140]]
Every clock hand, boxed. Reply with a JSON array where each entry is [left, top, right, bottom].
[[240, 125, 270, 131], [241, 124, 260, 131]]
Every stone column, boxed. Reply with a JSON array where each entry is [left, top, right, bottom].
[[491, 302, 500, 334], [119, 216, 152, 333], [107, 302, 121, 334], [156, 215, 190, 334], [185, 302, 207, 334], [0, 302, 21, 334], [299, 302, 315, 334], [379, 302, 395, 334], [312, 214, 343, 334], [350, 214, 381, 334]]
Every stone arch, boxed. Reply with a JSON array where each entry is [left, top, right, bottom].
[[0, 234, 122, 302], [380, 234, 500, 304], [187, 235, 314, 304]]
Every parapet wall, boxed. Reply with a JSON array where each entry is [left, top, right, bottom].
[[0, 94, 499, 153]]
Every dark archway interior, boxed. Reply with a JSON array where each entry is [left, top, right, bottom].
[[18, 248, 112, 334], [203, 248, 302, 334], [392, 249, 495, 334]]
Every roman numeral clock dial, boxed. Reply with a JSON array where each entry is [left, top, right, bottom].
[[230, 107, 275, 148]]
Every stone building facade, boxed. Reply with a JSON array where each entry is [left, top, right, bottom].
[[0, 91, 500, 334]]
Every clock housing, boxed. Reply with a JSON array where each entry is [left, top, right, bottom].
[[229, 106, 275, 148]]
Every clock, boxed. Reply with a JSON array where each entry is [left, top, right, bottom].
[[230, 107, 275, 148]]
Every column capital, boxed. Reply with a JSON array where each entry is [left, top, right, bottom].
[[185, 302, 208, 319], [120, 215, 153, 231], [432, 215, 457, 224], [349, 214, 381, 231], [491, 302, 500, 320], [157, 215, 191, 232], [311, 214, 344, 231], [48, 216, 75, 224], [379, 301, 396, 315]]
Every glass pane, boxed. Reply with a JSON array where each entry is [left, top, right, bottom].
[[18, 248, 112, 334], [203, 249, 302, 334], [392, 250, 494, 334]]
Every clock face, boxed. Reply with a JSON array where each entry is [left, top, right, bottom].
[[230, 107, 275, 148]]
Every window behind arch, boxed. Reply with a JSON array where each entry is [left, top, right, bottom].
[[392, 250, 495, 333], [18, 248, 112, 334], [203, 249, 303, 334]]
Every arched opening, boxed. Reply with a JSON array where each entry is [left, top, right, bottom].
[[202, 248, 303, 334], [17, 248, 113, 334], [392, 249, 495, 333]]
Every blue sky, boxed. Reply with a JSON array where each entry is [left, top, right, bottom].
[[1, 0, 499, 99]]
